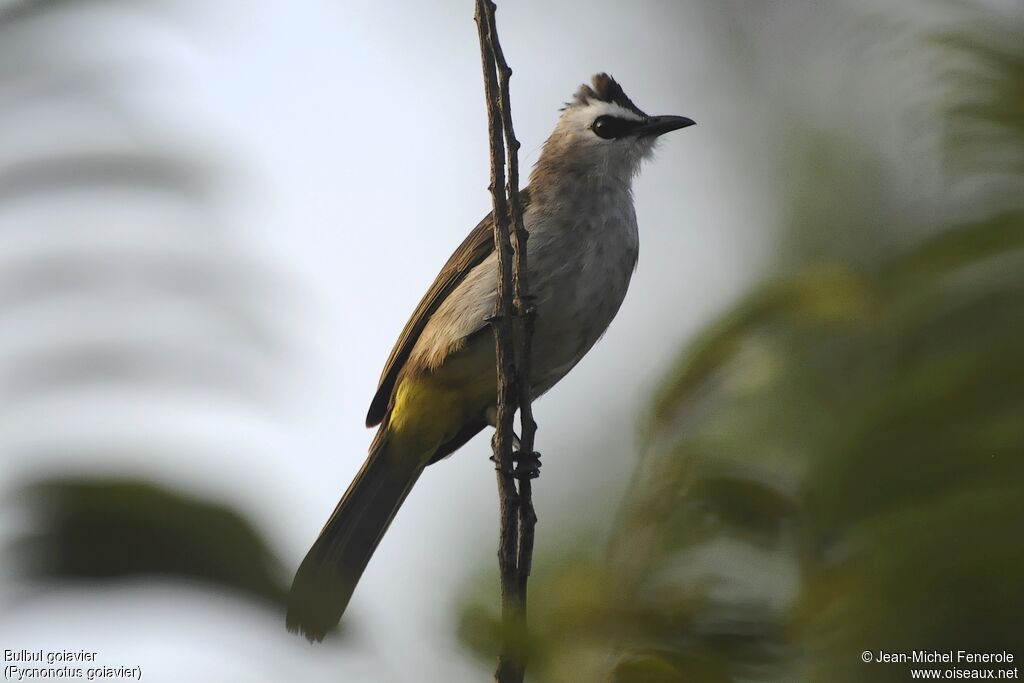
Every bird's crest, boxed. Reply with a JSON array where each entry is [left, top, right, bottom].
[[569, 73, 648, 118]]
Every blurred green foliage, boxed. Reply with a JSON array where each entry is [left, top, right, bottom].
[[12, 479, 289, 608], [938, 17, 1024, 178], [458, 4, 1024, 681]]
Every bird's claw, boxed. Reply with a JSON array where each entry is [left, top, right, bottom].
[[515, 296, 538, 319], [489, 450, 542, 479], [516, 450, 540, 483]]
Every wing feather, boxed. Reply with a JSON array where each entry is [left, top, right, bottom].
[[365, 187, 530, 427]]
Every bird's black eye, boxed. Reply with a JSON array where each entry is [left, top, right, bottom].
[[592, 115, 634, 140]]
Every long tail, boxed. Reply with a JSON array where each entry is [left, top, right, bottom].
[[286, 432, 423, 641]]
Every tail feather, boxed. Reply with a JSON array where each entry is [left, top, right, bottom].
[[286, 434, 423, 641]]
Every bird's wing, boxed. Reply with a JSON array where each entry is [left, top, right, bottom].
[[365, 187, 531, 427]]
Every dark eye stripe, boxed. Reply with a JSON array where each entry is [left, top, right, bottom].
[[592, 115, 640, 139]]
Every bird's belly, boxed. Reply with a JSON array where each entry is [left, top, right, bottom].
[[526, 240, 636, 395]]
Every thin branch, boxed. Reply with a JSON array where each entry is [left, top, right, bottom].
[[474, 2, 536, 682], [480, 0, 538, 622]]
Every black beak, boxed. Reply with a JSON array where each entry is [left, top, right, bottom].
[[634, 115, 696, 137]]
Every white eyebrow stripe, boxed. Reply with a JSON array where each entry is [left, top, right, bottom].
[[585, 101, 645, 122]]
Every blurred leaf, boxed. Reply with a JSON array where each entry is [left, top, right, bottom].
[[647, 263, 872, 436], [0, 153, 214, 206], [608, 649, 734, 683], [12, 478, 288, 608], [936, 16, 1024, 176]]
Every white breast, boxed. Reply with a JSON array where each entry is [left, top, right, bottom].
[[525, 182, 639, 394], [410, 181, 639, 397]]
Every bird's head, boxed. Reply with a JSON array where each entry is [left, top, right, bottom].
[[534, 73, 694, 184]]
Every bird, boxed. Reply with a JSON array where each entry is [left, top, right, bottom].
[[286, 73, 694, 641]]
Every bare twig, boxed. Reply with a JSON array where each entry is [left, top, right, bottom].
[[480, 0, 539, 636], [473, 2, 536, 682]]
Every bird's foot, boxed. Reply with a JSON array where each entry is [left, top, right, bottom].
[[513, 450, 542, 479], [515, 294, 538, 319], [489, 450, 541, 479]]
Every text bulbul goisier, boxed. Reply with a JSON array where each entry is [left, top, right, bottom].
[[5, 649, 98, 665]]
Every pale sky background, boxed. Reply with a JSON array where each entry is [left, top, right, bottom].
[[0, 0, 995, 680]]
